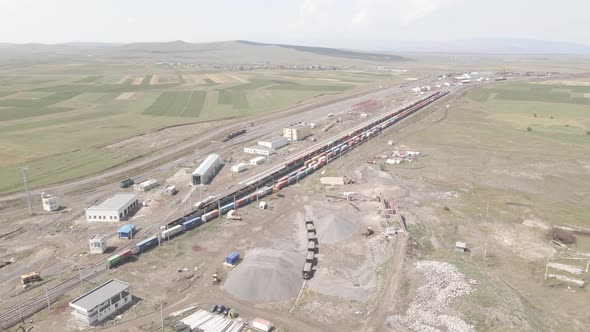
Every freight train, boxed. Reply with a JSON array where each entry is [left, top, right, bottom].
[[105, 91, 448, 268]]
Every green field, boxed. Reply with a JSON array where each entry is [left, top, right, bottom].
[[0, 61, 390, 193]]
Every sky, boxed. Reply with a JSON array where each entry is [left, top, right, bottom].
[[1, 0, 588, 47]]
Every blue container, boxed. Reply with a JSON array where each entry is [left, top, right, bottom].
[[117, 224, 135, 239], [220, 203, 235, 214], [135, 236, 158, 253], [225, 251, 240, 265], [182, 217, 202, 231]]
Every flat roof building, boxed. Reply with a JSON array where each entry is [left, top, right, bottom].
[[69, 279, 132, 326], [283, 127, 311, 141], [258, 136, 288, 149], [231, 163, 247, 173], [133, 179, 158, 192], [191, 154, 222, 185], [85, 193, 139, 222], [244, 146, 274, 156]]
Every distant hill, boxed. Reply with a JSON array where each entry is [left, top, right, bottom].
[[0, 40, 409, 65], [344, 38, 590, 55], [236, 40, 408, 62]]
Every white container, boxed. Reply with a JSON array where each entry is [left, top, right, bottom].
[[161, 225, 182, 240], [231, 163, 247, 172], [252, 318, 272, 332], [250, 156, 265, 165]]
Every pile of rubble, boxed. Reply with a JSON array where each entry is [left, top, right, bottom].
[[387, 261, 477, 332]]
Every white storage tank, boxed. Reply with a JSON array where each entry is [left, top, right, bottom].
[[231, 163, 247, 173]]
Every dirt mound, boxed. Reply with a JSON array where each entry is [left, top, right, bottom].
[[223, 248, 304, 302]]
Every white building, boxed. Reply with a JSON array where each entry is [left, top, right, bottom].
[[191, 154, 222, 185], [283, 127, 311, 141], [258, 136, 288, 149], [244, 146, 274, 156], [41, 193, 59, 212], [133, 179, 158, 192], [231, 163, 247, 173], [69, 279, 132, 326], [89, 234, 107, 254], [250, 156, 266, 165], [85, 193, 139, 222]]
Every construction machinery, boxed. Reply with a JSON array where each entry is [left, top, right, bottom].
[[20, 272, 41, 285], [362, 227, 374, 237], [226, 210, 242, 220]]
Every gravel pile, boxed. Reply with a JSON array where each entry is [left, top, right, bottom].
[[315, 213, 358, 244], [223, 248, 304, 302], [387, 261, 477, 332]]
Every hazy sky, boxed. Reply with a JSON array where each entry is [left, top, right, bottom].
[[2, 0, 588, 46]]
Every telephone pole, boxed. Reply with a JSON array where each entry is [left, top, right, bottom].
[[19, 166, 33, 215]]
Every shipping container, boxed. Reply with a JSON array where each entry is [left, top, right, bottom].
[[307, 241, 316, 251], [161, 225, 183, 240], [106, 256, 121, 268], [252, 318, 273, 332], [235, 196, 249, 207], [182, 217, 202, 231], [119, 249, 133, 259], [225, 251, 240, 265], [220, 203, 235, 214], [288, 175, 297, 185], [119, 178, 134, 188], [135, 236, 159, 253], [202, 209, 219, 222]]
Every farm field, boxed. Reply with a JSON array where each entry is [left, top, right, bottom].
[[0, 61, 393, 193]]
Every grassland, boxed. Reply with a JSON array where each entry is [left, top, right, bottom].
[[0, 60, 391, 193], [389, 82, 590, 331]]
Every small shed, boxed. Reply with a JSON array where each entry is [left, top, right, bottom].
[[231, 163, 247, 173], [89, 234, 108, 254], [225, 251, 240, 265], [117, 224, 135, 239], [259, 201, 267, 209], [455, 241, 468, 253], [164, 184, 177, 196]]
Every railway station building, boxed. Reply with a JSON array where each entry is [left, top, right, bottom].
[[69, 279, 132, 326]]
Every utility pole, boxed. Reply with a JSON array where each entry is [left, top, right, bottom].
[[45, 287, 51, 309], [483, 239, 488, 261], [160, 304, 164, 332], [16, 289, 24, 324], [19, 166, 33, 215]]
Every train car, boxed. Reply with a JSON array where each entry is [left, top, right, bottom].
[[161, 225, 183, 240], [235, 196, 250, 208], [182, 217, 202, 231], [202, 210, 219, 222], [273, 180, 288, 193], [220, 202, 235, 214], [288, 175, 298, 185], [136, 236, 159, 253]]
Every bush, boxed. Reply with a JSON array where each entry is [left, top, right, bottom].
[[549, 227, 576, 244], [586, 131, 590, 136], [526, 127, 533, 132]]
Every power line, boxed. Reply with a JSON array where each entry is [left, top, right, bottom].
[[19, 166, 33, 215]]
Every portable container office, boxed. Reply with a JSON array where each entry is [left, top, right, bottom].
[[306, 251, 315, 262], [161, 225, 182, 240], [225, 251, 240, 265], [307, 241, 316, 252], [117, 224, 135, 239], [135, 236, 159, 253]]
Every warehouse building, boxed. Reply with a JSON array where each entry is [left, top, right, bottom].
[[85, 193, 139, 222], [244, 146, 274, 156], [283, 127, 311, 141], [191, 154, 221, 185], [258, 136, 288, 149], [69, 279, 132, 326]]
